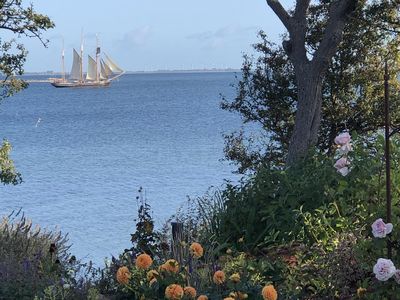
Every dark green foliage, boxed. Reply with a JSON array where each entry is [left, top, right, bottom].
[[128, 187, 161, 257], [222, 1, 400, 172], [214, 134, 387, 253], [198, 133, 400, 298]]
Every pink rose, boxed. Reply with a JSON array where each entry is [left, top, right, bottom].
[[334, 132, 351, 146], [371, 218, 393, 238], [373, 258, 396, 281], [334, 157, 349, 170], [339, 142, 353, 154]]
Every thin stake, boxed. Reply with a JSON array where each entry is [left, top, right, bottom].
[[384, 60, 392, 259]]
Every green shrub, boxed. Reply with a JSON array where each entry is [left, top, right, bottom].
[[213, 134, 390, 254], [188, 133, 400, 298], [0, 210, 78, 299]]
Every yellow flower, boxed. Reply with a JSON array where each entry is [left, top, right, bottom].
[[213, 270, 226, 285], [116, 266, 131, 285], [224, 298, 235, 300], [165, 284, 184, 300], [197, 296, 208, 300], [184, 286, 197, 299], [160, 259, 179, 273], [357, 287, 367, 298], [262, 285, 278, 300], [229, 273, 241, 283], [189, 242, 204, 258], [146, 269, 159, 281], [135, 253, 153, 269]]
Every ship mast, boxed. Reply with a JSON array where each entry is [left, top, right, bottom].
[[80, 30, 84, 82], [96, 34, 100, 82], [61, 38, 65, 82]]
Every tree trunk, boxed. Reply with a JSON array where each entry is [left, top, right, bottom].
[[287, 70, 323, 164], [266, 0, 358, 165]]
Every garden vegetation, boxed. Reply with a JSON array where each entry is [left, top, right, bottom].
[[2, 0, 400, 299]]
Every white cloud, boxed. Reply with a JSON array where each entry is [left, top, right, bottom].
[[186, 24, 258, 49], [117, 26, 152, 48]]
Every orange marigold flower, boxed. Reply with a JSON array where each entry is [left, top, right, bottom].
[[262, 285, 278, 300], [189, 242, 204, 258], [197, 296, 208, 300], [184, 286, 197, 299], [229, 273, 241, 283], [147, 269, 159, 281], [116, 266, 131, 285], [165, 284, 184, 300], [213, 270, 226, 285], [135, 253, 153, 269], [161, 259, 179, 273]]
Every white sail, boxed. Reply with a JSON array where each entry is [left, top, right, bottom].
[[100, 61, 107, 80], [104, 53, 123, 73], [86, 55, 97, 81], [70, 49, 81, 80], [102, 59, 113, 76]]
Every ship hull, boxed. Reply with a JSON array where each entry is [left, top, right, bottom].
[[50, 80, 111, 88]]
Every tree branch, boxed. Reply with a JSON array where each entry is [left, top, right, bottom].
[[266, 0, 292, 31], [312, 0, 358, 72], [294, 0, 311, 18]]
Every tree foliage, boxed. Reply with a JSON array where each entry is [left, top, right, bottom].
[[222, 1, 400, 173], [0, 0, 54, 185], [0, 0, 54, 99], [0, 140, 21, 184]]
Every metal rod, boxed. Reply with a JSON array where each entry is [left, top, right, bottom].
[[384, 60, 392, 259]]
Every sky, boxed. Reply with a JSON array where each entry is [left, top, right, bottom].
[[19, 0, 294, 72]]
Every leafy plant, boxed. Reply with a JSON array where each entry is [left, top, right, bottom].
[[0, 210, 75, 299]]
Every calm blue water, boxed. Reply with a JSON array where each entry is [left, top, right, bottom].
[[0, 72, 241, 264]]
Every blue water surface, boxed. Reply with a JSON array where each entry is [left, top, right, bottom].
[[0, 72, 242, 264]]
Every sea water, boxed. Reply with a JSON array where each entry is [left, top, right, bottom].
[[0, 72, 242, 264]]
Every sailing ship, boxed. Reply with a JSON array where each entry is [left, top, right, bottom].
[[50, 37, 124, 88]]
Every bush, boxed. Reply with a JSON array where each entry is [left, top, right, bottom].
[[0, 210, 84, 299], [189, 133, 400, 298], [213, 134, 389, 254]]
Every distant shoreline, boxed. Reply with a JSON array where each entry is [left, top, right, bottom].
[[22, 69, 241, 77]]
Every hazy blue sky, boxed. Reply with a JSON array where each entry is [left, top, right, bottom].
[[20, 0, 294, 72]]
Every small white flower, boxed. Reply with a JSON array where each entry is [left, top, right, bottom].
[[63, 283, 71, 289], [371, 218, 393, 238], [373, 258, 396, 281]]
